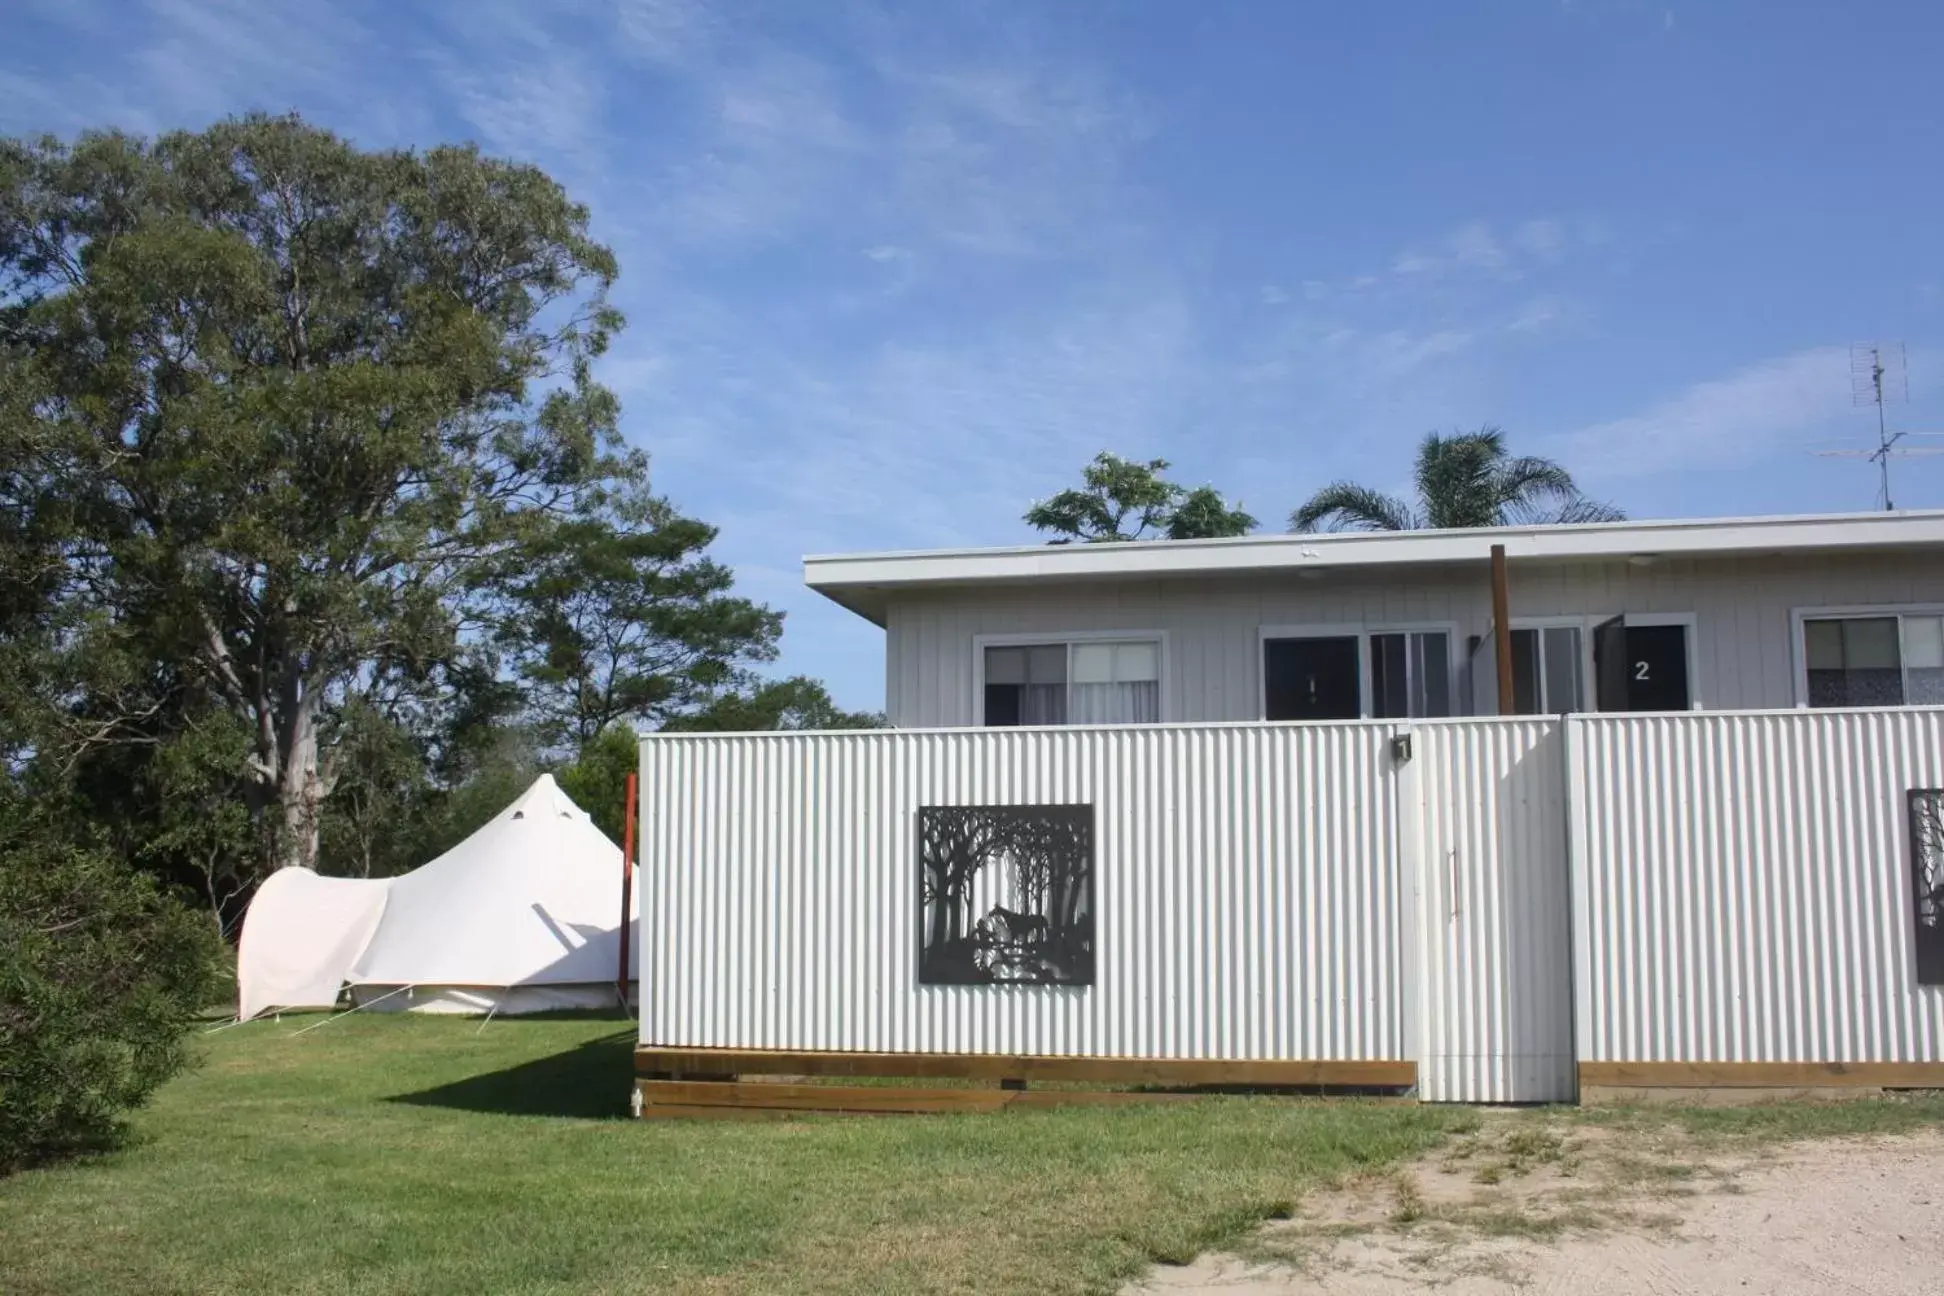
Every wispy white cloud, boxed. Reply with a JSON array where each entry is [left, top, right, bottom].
[[1356, 215, 1603, 295], [1506, 296, 1565, 333], [642, 48, 867, 248], [2, 0, 419, 142], [1392, 219, 1508, 277], [1449, 220, 1508, 271], [875, 61, 1146, 259], [622, 283, 1206, 553], [1549, 347, 1855, 482], [1514, 218, 1568, 262], [139, 0, 411, 139], [613, 0, 720, 66]]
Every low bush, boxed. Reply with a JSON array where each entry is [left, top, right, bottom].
[[0, 835, 219, 1173]]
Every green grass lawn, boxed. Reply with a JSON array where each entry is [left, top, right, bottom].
[[0, 1014, 1478, 1296]]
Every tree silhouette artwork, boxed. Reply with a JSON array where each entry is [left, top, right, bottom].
[[1912, 790, 1944, 986], [918, 805, 1094, 986]]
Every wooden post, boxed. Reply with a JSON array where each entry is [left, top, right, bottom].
[[1491, 543, 1515, 715], [617, 771, 638, 1011]]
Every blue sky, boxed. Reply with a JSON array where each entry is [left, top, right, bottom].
[[8, 0, 1944, 711]]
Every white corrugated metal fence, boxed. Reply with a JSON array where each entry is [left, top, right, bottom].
[[1570, 708, 1944, 1068], [640, 723, 1410, 1061], [639, 707, 1944, 1101]]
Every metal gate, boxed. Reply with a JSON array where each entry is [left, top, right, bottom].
[[1405, 719, 1576, 1102]]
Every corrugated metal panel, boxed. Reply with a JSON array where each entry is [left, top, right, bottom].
[[1411, 719, 1575, 1102], [1570, 708, 1944, 1065], [639, 722, 1408, 1060]]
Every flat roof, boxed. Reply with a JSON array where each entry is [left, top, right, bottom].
[[805, 509, 1944, 625]]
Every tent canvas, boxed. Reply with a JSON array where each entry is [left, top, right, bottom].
[[234, 773, 634, 1019], [236, 868, 391, 1021]]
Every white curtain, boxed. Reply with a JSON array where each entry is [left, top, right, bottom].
[[1069, 680, 1161, 723], [1020, 684, 1067, 724], [1070, 641, 1161, 723]]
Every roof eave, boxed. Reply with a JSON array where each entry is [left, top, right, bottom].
[[803, 509, 1944, 626]]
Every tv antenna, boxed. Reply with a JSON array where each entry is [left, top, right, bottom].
[[1815, 343, 1943, 510]]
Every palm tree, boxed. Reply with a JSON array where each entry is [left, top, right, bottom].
[[1290, 427, 1623, 532]]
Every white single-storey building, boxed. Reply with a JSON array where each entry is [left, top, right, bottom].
[[805, 509, 1944, 726]]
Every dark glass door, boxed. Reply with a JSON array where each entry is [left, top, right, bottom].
[[1264, 636, 1361, 720], [1622, 624, 1691, 711], [1593, 618, 1692, 712]]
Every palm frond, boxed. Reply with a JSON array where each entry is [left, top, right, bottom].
[[1490, 455, 1578, 507], [1417, 431, 1505, 529], [1290, 483, 1419, 533], [1506, 495, 1627, 526]]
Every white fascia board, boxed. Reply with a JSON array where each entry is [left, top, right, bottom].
[[804, 510, 1944, 623]]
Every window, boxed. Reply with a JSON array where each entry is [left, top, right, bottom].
[[1264, 636, 1361, 721], [1262, 628, 1454, 721], [1071, 641, 1161, 723], [983, 639, 1161, 726], [1510, 626, 1583, 714], [1803, 613, 1944, 707], [1370, 631, 1452, 718], [984, 644, 1068, 725]]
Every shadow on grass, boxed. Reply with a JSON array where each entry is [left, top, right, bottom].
[[387, 1027, 638, 1120]]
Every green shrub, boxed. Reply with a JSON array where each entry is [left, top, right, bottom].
[[0, 838, 219, 1173]]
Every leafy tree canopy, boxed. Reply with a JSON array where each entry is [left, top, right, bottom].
[[0, 114, 783, 880], [559, 681, 882, 846], [555, 724, 638, 848], [1025, 452, 1256, 543], [1291, 427, 1623, 533], [666, 676, 884, 734]]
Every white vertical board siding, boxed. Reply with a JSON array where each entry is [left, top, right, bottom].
[[883, 551, 1944, 727], [1570, 709, 1944, 1066], [639, 723, 1408, 1060], [1411, 719, 1576, 1102]]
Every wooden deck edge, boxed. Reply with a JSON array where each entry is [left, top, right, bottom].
[[1578, 1061, 1944, 1089], [634, 1046, 1416, 1090], [634, 1078, 1376, 1116]]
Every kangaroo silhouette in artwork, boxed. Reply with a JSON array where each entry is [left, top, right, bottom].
[[987, 905, 1048, 946]]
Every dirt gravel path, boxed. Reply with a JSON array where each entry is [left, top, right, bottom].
[[1126, 1128, 1944, 1295]]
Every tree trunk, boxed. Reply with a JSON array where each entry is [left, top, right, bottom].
[[279, 705, 324, 872], [252, 662, 328, 875], [202, 867, 226, 938]]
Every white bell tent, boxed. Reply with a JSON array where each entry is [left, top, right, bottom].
[[235, 773, 635, 1018]]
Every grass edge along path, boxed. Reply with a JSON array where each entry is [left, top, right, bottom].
[[0, 1014, 1476, 1296]]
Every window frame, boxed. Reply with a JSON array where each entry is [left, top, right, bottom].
[[972, 630, 1171, 727], [1790, 603, 1944, 709], [1257, 621, 1461, 720], [1497, 612, 1701, 714]]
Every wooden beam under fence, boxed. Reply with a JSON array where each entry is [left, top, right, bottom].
[[636, 1046, 1416, 1090]]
